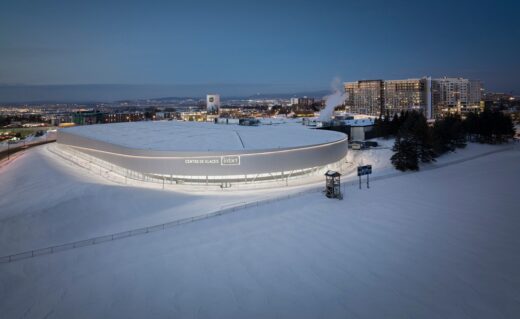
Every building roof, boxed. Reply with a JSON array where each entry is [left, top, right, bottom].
[[325, 170, 341, 177], [62, 120, 347, 152]]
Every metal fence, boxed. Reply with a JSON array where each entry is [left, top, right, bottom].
[[0, 187, 321, 264], [0, 136, 57, 162], [49, 144, 341, 189]]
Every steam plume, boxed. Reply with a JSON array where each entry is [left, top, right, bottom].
[[319, 77, 347, 121]]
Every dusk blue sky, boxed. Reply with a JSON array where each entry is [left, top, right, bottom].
[[0, 0, 519, 102]]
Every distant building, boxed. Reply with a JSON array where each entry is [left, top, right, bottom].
[[348, 119, 375, 141], [154, 111, 176, 120], [179, 111, 206, 122], [103, 112, 145, 123], [344, 80, 384, 116], [206, 94, 220, 114], [239, 118, 260, 126], [214, 117, 240, 125], [384, 78, 432, 118], [48, 114, 73, 126], [432, 77, 482, 115], [72, 111, 105, 125], [290, 97, 315, 108], [72, 110, 146, 125], [317, 117, 375, 141], [483, 92, 518, 110], [345, 77, 482, 118]]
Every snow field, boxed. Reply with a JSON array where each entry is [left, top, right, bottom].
[[0, 140, 519, 318]]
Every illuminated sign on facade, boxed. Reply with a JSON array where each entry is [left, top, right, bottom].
[[184, 158, 220, 164], [183, 155, 241, 166], [221, 155, 240, 165]]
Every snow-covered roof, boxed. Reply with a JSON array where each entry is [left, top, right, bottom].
[[61, 120, 346, 152], [344, 118, 375, 127]]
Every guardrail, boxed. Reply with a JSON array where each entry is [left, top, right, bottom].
[[0, 134, 57, 161], [0, 187, 320, 264]]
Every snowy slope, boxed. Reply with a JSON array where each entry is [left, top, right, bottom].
[[0, 145, 309, 256], [0, 143, 519, 318]]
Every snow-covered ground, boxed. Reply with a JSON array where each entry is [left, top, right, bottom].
[[0, 141, 519, 318], [0, 145, 315, 256]]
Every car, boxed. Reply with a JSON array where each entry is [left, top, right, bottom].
[[364, 141, 379, 147]]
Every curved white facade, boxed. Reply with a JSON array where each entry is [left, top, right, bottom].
[[57, 122, 348, 183]]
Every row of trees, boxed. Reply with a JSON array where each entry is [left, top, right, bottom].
[[373, 110, 515, 171], [464, 111, 515, 144]]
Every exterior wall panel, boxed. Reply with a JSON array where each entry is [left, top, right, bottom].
[[57, 130, 348, 177]]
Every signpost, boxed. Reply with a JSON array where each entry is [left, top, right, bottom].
[[357, 165, 372, 189]]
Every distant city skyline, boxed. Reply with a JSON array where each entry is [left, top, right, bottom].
[[0, 83, 332, 103], [1, 0, 519, 102]]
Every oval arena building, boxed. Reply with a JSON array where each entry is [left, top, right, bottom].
[[57, 121, 348, 184]]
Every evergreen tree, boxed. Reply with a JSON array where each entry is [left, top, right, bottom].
[[463, 112, 479, 142], [391, 132, 418, 171], [478, 110, 494, 143], [390, 113, 400, 135], [467, 110, 515, 143], [494, 111, 515, 142], [411, 112, 436, 163], [382, 112, 391, 138], [374, 112, 392, 138], [433, 114, 466, 155], [373, 117, 383, 137], [390, 111, 435, 171]]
